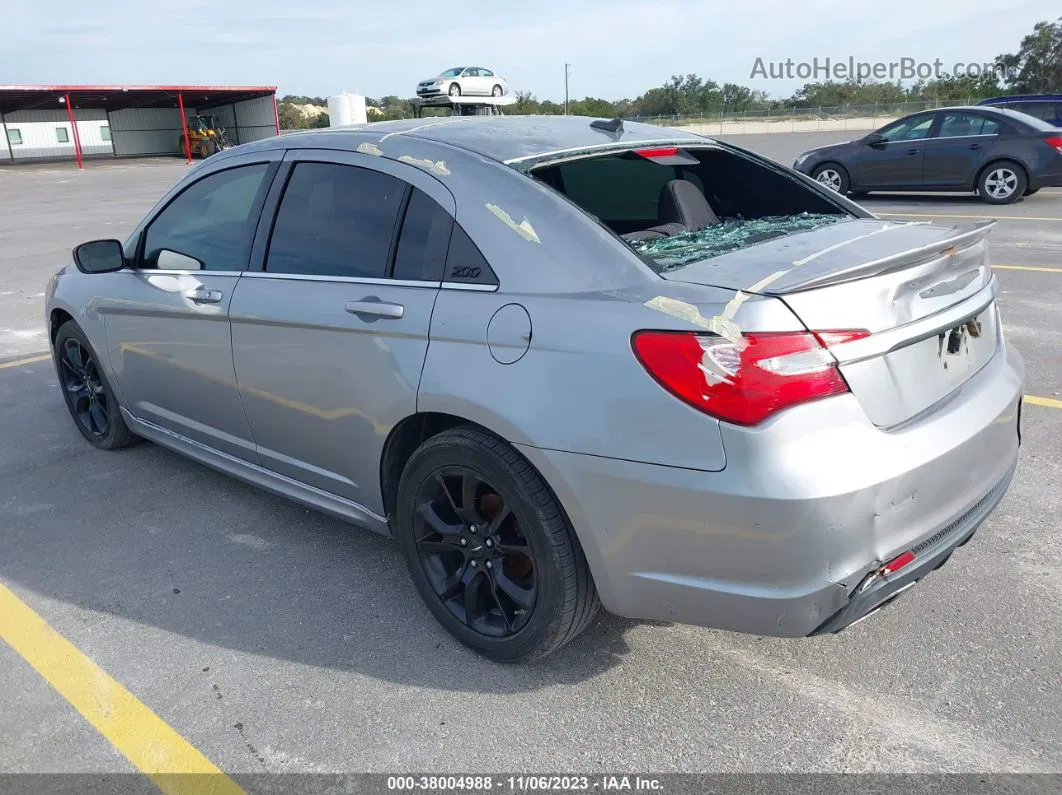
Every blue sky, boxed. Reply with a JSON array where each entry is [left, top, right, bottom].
[[3, 0, 1055, 101]]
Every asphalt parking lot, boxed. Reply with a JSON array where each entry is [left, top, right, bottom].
[[1, 134, 1061, 784]]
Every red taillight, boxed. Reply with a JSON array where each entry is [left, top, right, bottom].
[[631, 329, 867, 426], [1045, 136, 1062, 154]]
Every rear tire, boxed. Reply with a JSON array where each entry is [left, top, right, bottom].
[[395, 426, 599, 662], [53, 321, 138, 451], [977, 161, 1026, 205], [812, 163, 850, 195]]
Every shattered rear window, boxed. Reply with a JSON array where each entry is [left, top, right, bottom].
[[632, 213, 847, 272]]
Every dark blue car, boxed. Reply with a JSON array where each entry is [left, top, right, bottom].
[[793, 105, 1062, 204], [977, 95, 1062, 127]]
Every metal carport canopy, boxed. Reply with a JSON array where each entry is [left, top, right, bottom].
[[0, 85, 277, 114]]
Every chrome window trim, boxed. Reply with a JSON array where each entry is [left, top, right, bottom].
[[242, 272, 440, 288], [128, 269, 241, 277], [239, 271, 500, 292], [440, 282, 498, 292]]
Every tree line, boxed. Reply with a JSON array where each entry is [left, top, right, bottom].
[[277, 16, 1060, 127]]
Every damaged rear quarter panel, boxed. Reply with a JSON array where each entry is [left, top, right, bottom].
[[420, 283, 748, 472]]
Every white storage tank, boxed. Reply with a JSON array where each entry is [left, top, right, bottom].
[[327, 93, 368, 127]]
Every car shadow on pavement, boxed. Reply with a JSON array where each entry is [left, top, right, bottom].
[[0, 366, 645, 692]]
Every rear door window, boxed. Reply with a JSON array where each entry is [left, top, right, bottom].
[[265, 162, 404, 278], [142, 163, 271, 271], [392, 188, 454, 282], [938, 112, 1000, 137]]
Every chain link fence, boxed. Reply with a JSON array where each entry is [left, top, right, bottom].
[[630, 99, 980, 134], [277, 98, 983, 136]]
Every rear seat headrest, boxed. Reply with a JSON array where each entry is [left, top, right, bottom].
[[658, 179, 719, 232]]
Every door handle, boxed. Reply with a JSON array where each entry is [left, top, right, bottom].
[[907, 148, 920, 155], [185, 287, 223, 304], [345, 297, 405, 321], [969, 143, 983, 150]]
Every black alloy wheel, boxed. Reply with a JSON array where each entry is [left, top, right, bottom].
[[59, 337, 110, 438], [53, 321, 138, 450], [395, 426, 599, 662], [413, 466, 536, 637]]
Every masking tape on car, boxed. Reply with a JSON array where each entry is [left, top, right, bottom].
[[485, 203, 541, 244]]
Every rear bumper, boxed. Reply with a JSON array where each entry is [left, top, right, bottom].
[[1028, 171, 1062, 189], [811, 458, 1016, 634], [517, 341, 1024, 637]]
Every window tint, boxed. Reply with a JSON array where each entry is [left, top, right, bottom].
[[266, 162, 404, 278], [879, 115, 934, 142], [56, 127, 70, 143], [392, 189, 454, 281], [557, 155, 676, 222], [938, 113, 1000, 137], [142, 163, 270, 271], [7, 128, 22, 145], [444, 224, 498, 286]]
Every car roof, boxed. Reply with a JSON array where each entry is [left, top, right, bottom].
[[319, 115, 710, 166]]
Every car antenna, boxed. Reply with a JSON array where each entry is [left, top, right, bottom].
[[590, 117, 624, 134]]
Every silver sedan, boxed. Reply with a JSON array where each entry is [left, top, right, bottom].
[[416, 67, 508, 98], [46, 116, 1024, 662]]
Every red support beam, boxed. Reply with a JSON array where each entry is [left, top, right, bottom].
[[177, 92, 192, 163], [272, 94, 280, 136], [64, 94, 83, 170]]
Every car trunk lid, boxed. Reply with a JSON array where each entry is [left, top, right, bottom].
[[660, 218, 1000, 427]]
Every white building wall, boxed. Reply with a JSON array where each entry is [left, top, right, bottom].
[[232, 96, 277, 143], [108, 106, 188, 157], [3, 108, 113, 160]]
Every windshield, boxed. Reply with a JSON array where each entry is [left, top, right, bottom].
[[438, 68, 464, 77]]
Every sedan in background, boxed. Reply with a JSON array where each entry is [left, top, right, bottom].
[[794, 106, 1062, 204], [416, 67, 508, 99]]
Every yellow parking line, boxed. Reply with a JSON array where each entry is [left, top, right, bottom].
[[878, 212, 1062, 222], [994, 264, 1062, 273], [0, 353, 51, 369], [1025, 395, 1062, 410], [0, 581, 245, 795]]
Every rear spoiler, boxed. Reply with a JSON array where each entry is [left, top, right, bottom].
[[769, 220, 997, 293]]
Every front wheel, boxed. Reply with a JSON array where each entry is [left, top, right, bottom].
[[978, 161, 1026, 205], [395, 426, 599, 662], [53, 322, 138, 450], [491, 84, 503, 97], [811, 163, 850, 194], [448, 82, 462, 97]]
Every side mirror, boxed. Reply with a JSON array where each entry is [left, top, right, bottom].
[[72, 239, 125, 274], [156, 249, 204, 271], [864, 133, 886, 146]]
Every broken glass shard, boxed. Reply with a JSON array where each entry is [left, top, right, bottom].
[[632, 213, 848, 271]]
